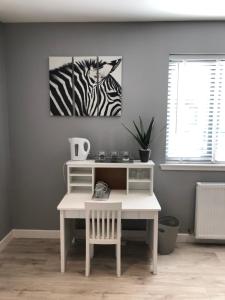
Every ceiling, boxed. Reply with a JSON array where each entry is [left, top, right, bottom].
[[0, 0, 225, 22]]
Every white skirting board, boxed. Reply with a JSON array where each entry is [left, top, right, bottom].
[[0, 230, 13, 252], [13, 229, 59, 239], [0, 229, 194, 252]]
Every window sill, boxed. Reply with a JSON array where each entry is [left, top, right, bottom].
[[160, 163, 225, 171]]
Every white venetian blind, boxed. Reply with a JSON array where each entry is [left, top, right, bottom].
[[166, 55, 225, 162]]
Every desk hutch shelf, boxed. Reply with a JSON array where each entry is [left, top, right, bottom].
[[67, 160, 154, 195]]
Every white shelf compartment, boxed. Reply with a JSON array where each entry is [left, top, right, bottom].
[[69, 176, 92, 185], [70, 173, 92, 177], [128, 168, 151, 181], [69, 186, 92, 193], [69, 167, 92, 176], [68, 166, 94, 194], [127, 166, 153, 195], [69, 183, 92, 187], [128, 181, 151, 191]]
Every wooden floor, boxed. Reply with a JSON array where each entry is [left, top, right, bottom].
[[0, 238, 225, 299]]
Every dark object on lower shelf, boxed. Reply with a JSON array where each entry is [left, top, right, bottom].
[[139, 149, 151, 162], [158, 216, 180, 255], [95, 157, 134, 163]]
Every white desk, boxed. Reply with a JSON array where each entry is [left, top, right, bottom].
[[57, 190, 161, 274]]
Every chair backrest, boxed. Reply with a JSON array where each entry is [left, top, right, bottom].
[[85, 201, 122, 242]]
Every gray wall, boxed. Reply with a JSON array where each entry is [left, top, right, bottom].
[[4, 22, 225, 233], [0, 23, 11, 239]]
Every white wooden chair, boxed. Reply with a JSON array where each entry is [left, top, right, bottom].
[[85, 201, 122, 277]]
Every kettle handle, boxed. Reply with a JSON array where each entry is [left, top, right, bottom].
[[84, 139, 90, 155]]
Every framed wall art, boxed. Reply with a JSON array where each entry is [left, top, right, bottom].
[[49, 56, 122, 117]]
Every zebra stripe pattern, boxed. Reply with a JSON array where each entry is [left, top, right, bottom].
[[49, 57, 122, 117], [49, 63, 73, 116]]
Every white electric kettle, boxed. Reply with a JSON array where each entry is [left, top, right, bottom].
[[69, 138, 90, 161]]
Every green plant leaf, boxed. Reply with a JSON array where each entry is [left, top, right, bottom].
[[144, 117, 155, 147], [139, 116, 144, 136], [133, 121, 144, 142], [122, 123, 145, 149]]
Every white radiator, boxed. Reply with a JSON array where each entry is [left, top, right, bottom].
[[195, 182, 225, 240]]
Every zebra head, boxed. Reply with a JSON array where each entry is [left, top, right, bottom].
[[88, 58, 122, 83], [74, 58, 122, 116], [96, 58, 122, 116]]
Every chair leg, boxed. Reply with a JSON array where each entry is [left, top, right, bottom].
[[85, 241, 90, 276], [90, 244, 94, 259], [116, 242, 121, 277]]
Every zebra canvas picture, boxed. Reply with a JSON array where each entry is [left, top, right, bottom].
[[49, 56, 122, 117], [49, 57, 74, 116]]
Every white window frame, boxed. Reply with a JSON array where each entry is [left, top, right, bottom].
[[162, 54, 225, 171]]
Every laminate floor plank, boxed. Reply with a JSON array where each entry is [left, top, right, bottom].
[[0, 238, 224, 300]]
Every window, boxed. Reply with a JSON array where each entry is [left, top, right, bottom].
[[166, 55, 225, 163]]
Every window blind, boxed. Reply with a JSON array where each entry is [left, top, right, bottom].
[[166, 55, 225, 162]]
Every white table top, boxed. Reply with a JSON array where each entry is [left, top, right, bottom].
[[57, 190, 161, 212], [66, 160, 155, 168]]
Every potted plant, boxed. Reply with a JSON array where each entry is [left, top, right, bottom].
[[122, 116, 155, 162]]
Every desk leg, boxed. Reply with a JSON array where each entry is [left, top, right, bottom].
[[146, 220, 151, 245], [152, 213, 158, 275], [60, 211, 66, 273], [72, 219, 76, 245]]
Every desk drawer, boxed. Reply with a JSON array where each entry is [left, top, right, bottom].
[[64, 210, 157, 219], [64, 210, 85, 218], [122, 211, 140, 219], [122, 211, 156, 219]]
